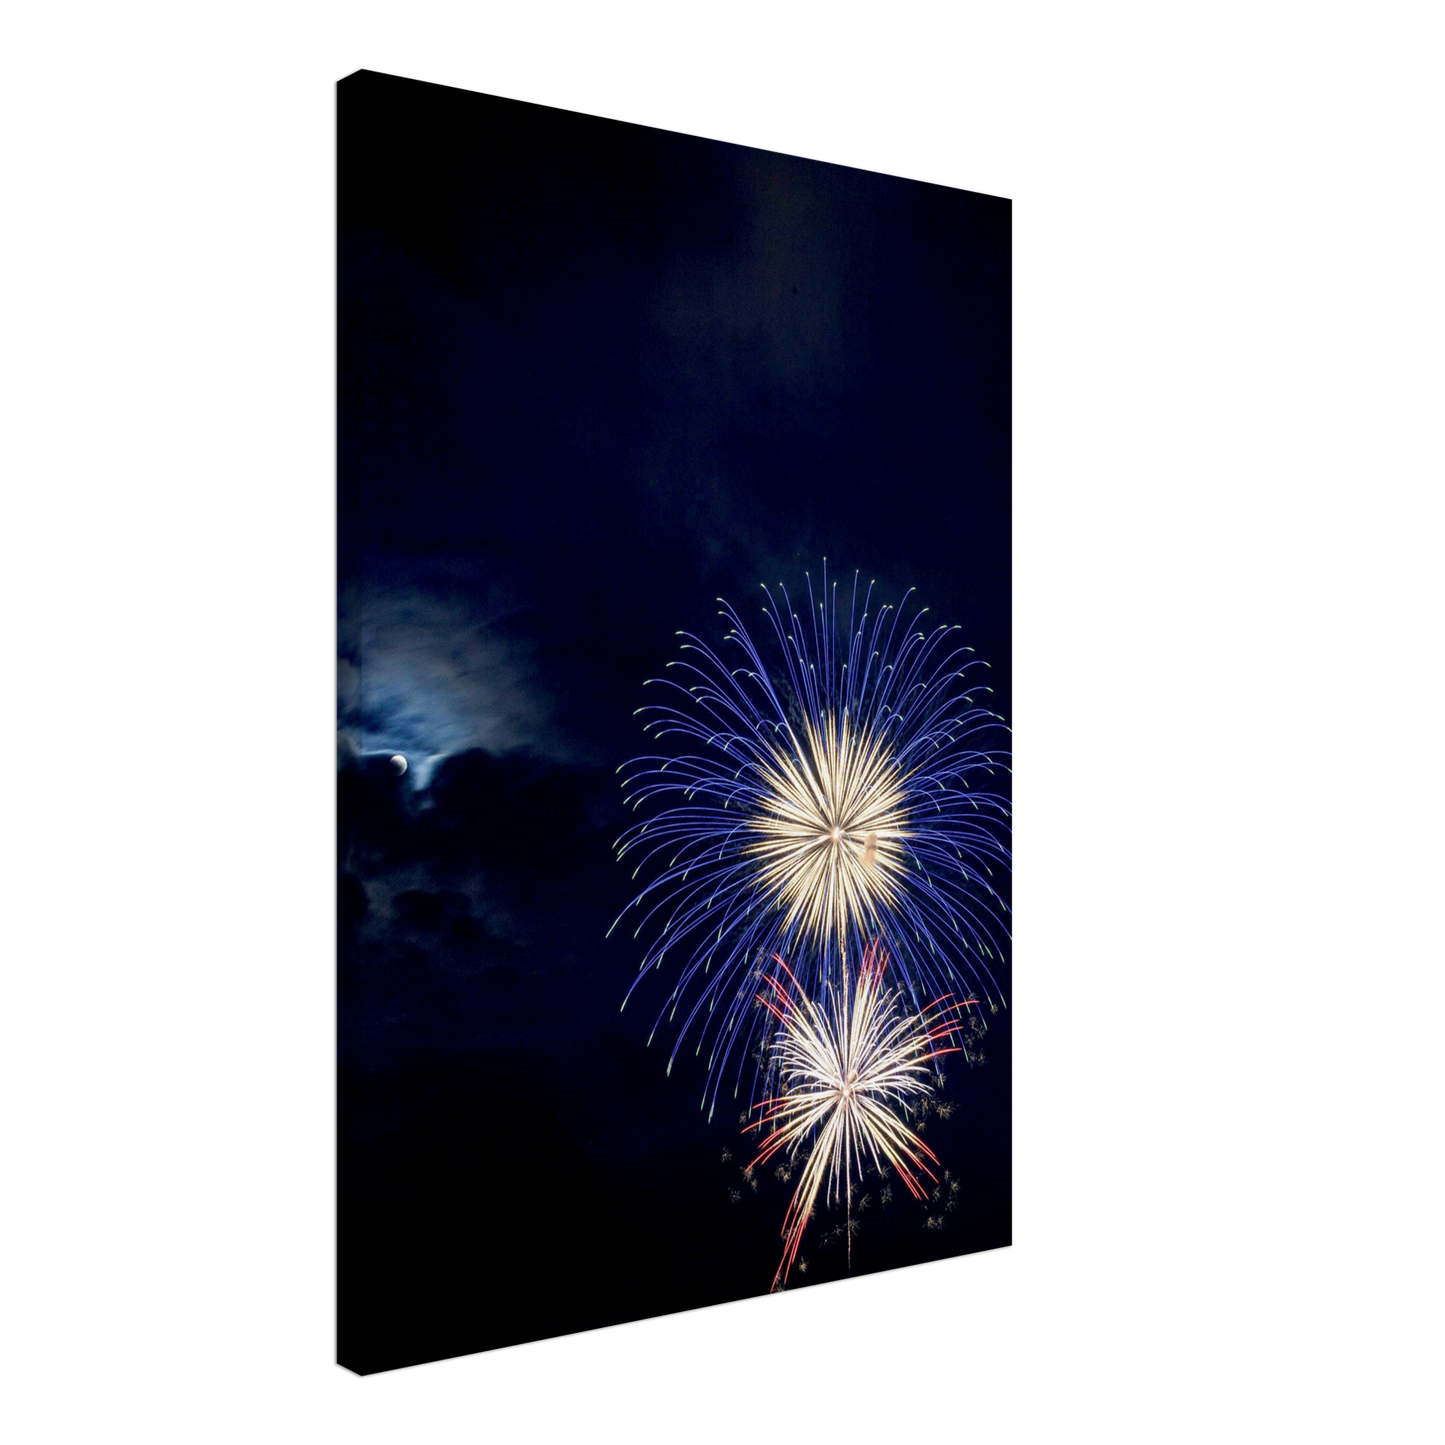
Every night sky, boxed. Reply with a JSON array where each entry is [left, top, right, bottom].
[[338, 69, 1011, 1375]]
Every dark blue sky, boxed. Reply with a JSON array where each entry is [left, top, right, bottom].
[[338, 69, 1010, 1373]]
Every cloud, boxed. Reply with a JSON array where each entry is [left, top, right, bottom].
[[647, 148, 880, 402], [338, 561, 575, 785], [338, 657, 362, 713], [625, 148, 905, 586]]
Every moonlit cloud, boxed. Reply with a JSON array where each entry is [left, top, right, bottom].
[[338, 566, 570, 786]]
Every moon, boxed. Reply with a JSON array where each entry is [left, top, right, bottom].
[[390, 754, 407, 776]]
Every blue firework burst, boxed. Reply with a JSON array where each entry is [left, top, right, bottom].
[[612, 566, 1010, 1115]]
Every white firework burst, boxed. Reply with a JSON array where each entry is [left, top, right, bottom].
[[748, 940, 973, 1289]]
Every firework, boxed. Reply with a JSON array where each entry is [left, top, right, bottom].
[[748, 942, 971, 1289], [612, 565, 1009, 1111]]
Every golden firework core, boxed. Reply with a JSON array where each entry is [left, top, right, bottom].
[[744, 709, 909, 951]]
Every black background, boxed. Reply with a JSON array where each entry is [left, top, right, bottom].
[[338, 69, 1011, 1374]]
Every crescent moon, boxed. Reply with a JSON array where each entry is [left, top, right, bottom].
[[390, 754, 407, 776]]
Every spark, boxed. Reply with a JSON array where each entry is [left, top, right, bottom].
[[746, 941, 975, 1290]]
